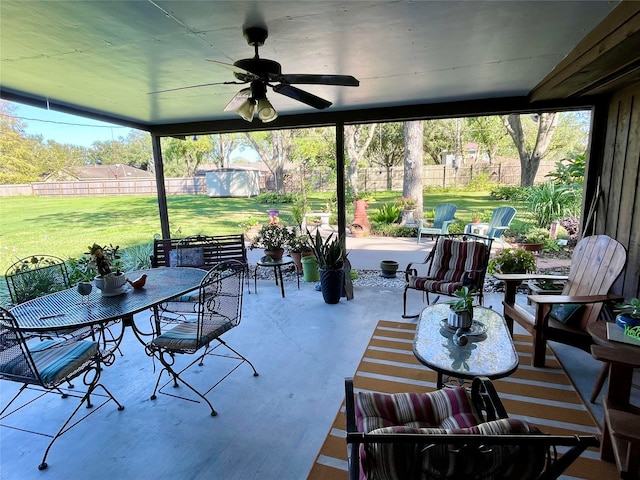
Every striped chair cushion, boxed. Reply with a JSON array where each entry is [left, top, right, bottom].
[[152, 318, 235, 351], [0, 339, 98, 386], [356, 386, 482, 433], [362, 418, 544, 480], [408, 239, 488, 293]]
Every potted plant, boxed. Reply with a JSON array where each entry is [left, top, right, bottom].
[[488, 248, 537, 274], [308, 229, 347, 304], [447, 286, 474, 330], [287, 233, 313, 273], [519, 227, 550, 251], [250, 224, 295, 261], [615, 297, 640, 330], [88, 243, 126, 295], [470, 211, 483, 223]]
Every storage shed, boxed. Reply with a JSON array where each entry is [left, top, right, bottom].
[[205, 168, 260, 197]]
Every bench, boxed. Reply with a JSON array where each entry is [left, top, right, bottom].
[[151, 234, 250, 292]]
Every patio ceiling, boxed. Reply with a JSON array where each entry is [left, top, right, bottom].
[[1, 1, 635, 135]]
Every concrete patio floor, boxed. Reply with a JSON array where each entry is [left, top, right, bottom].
[[0, 235, 632, 480]]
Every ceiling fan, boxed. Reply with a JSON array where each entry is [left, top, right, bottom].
[[151, 26, 359, 123]]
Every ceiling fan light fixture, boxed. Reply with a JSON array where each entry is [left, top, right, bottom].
[[235, 99, 256, 122], [257, 97, 277, 122]]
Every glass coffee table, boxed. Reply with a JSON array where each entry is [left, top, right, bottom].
[[413, 303, 518, 388]]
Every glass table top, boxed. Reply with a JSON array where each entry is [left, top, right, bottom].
[[413, 303, 519, 381]]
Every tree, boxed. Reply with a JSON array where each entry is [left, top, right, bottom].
[[466, 116, 511, 164], [207, 133, 243, 169], [0, 101, 46, 183], [422, 119, 457, 165], [403, 121, 424, 219], [161, 136, 211, 177], [501, 113, 559, 186], [368, 122, 404, 189], [244, 130, 295, 193], [344, 123, 376, 195]]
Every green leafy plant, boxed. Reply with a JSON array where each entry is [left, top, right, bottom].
[[424, 209, 435, 220], [307, 229, 346, 270], [448, 286, 474, 312], [371, 203, 401, 224], [488, 248, 537, 274], [395, 196, 417, 210], [524, 227, 550, 244], [287, 233, 312, 253], [88, 243, 122, 277], [238, 216, 261, 229], [616, 298, 640, 319], [249, 224, 295, 251], [523, 181, 581, 228]]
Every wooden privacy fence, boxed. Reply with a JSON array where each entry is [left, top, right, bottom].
[[0, 162, 555, 197]]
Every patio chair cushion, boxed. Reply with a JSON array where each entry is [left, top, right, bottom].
[[362, 418, 544, 480], [408, 239, 488, 294], [0, 339, 98, 385], [355, 386, 482, 432], [549, 303, 584, 325], [169, 247, 205, 268], [152, 318, 234, 351]]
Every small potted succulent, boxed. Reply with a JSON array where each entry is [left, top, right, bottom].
[[447, 286, 474, 330], [88, 243, 126, 295], [615, 297, 640, 330]]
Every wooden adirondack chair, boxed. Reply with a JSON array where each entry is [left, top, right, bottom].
[[465, 206, 516, 247], [416, 203, 457, 243], [497, 235, 627, 368]]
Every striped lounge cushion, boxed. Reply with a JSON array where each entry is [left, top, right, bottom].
[[355, 386, 482, 433], [0, 339, 98, 386], [408, 239, 488, 294], [362, 418, 544, 480]]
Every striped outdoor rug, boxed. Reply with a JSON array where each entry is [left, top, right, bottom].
[[307, 320, 618, 480]]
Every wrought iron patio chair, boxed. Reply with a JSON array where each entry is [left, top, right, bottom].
[[0, 307, 124, 470], [146, 259, 258, 416], [403, 234, 493, 318], [416, 203, 457, 243], [5, 255, 70, 306], [345, 376, 599, 480]]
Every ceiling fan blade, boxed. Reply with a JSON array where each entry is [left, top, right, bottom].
[[149, 81, 242, 95], [276, 74, 359, 87], [272, 84, 332, 109], [206, 59, 259, 81]]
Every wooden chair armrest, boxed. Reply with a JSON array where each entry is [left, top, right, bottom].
[[591, 345, 640, 367], [604, 401, 640, 444], [528, 294, 623, 305], [493, 273, 568, 282]]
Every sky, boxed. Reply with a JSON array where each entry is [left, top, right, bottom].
[[10, 101, 136, 147]]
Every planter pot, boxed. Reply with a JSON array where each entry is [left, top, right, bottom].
[[319, 268, 344, 304], [616, 313, 640, 330], [94, 273, 126, 296], [520, 242, 544, 252], [447, 309, 472, 330], [380, 260, 399, 278], [290, 251, 312, 273], [301, 256, 320, 282], [264, 248, 284, 261]]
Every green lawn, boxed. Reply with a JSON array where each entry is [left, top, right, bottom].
[[0, 191, 526, 273]]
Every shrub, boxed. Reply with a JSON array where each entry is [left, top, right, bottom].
[[546, 152, 586, 185], [446, 220, 466, 234], [524, 181, 581, 228], [256, 192, 299, 204], [370, 203, 401, 224], [466, 172, 498, 192], [525, 227, 550, 244], [488, 248, 537, 274], [370, 223, 416, 237], [490, 185, 525, 200]]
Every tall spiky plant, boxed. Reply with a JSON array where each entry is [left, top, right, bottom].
[[306, 229, 346, 270]]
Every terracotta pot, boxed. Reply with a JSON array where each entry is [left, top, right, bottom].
[[521, 242, 543, 252], [264, 248, 284, 261]]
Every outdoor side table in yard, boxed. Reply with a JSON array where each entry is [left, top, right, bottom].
[[254, 257, 299, 298]]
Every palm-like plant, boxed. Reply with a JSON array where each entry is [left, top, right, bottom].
[[307, 229, 346, 270]]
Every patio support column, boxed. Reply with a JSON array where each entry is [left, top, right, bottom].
[[151, 134, 171, 239], [582, 99, 609, 237], [335, 122, 346, 239]]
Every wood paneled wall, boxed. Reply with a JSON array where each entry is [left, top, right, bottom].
[[596, 83, 640, 299]]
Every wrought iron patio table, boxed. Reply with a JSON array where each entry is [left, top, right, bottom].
[[413, 303, 519, 388], [9, 268, 207, 346]]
